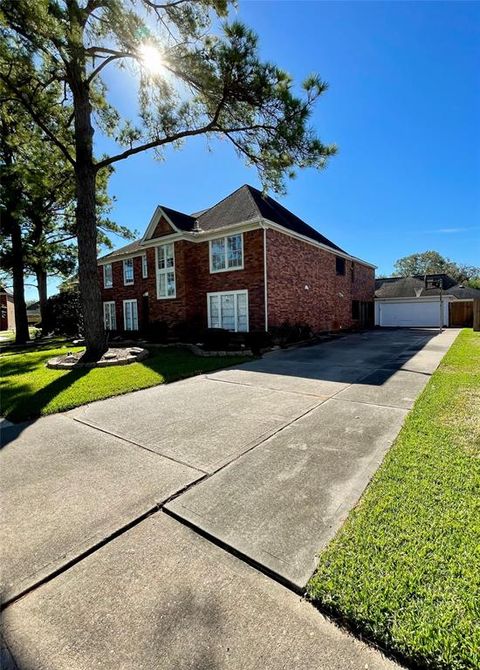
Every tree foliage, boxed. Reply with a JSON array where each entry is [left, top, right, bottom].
[[0, 52, 132, 337], [43, 286, 83, 336], [393, 251, 480, 286], [0, 0, 336, 358]]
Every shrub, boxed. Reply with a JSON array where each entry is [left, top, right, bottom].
[[270, 321, 313, 347], [144, 320, 169, 343], [246, 330, 273, 354], [201, 327, 231, 351], [171, 317, 203, 343], [43, 288, 83, 337]]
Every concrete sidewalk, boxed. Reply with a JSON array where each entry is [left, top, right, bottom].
[[1, 328, 459, 669]]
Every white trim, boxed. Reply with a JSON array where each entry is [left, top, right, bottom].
[[155, 242, 176, 300], [209, 232, 244, 273], [375, 296, 455, 303], [123, 258, 134, 286], [123, 299, 138, 331], [263, 225, 268, 332], [207, 289, 249, 332], [98, 214, 376, 271], [141, 206, 182, 243], [262, 219, 376, 269], [141, 253, 148, 278], [103, 263, 113, 288], [103, 301, 116, 330]]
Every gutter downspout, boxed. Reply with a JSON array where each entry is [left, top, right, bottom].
[[262, 222, 268, 332]]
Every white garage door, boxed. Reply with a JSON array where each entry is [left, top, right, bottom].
[[378, 301, 441, 327]]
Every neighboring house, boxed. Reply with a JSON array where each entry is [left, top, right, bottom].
[[0, 286, 15, 331], [375, 274, 480, 327], [97, 184, 375, 335], [26, 301, 41, 325]]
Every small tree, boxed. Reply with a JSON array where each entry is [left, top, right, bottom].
[[43, 287, 83, 336], [1, 0, 336, 360]]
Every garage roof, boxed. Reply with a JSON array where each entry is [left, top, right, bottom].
[[375, 274, 480, 299]]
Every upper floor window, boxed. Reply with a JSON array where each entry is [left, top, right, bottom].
[[210, 233, 243, 273], [123, 258, 134, 285], [103, 263, 113, 288], [351, 263, 355, 282], [156, 243, 176, 299], [336, 256, 346, 276], [142, 254, 148, 279]]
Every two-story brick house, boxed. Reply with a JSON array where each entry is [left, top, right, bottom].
[[98, 185, 375, 335]]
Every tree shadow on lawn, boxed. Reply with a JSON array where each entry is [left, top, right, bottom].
[[1, 367, 91, 449]]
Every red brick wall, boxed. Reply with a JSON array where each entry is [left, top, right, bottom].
[[266, 229, 374, 332], [99, 229, 265, 331], [185, 229, 265, 331], [99, 255, 150, 330], [0, 293, 15, 331], [99, 227, 373, 334]]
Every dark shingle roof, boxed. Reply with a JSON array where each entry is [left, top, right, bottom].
[[99, 184, 351, 260], [161, 205, 196, 231], [197, 185, 345, 253], [375, 274, 480, 299], [100, 239, 143, 261]]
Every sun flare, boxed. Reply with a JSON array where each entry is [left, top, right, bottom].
[[138, 43, 164, 76]]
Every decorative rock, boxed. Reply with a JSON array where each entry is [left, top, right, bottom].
[[47, 347, 149, 370]]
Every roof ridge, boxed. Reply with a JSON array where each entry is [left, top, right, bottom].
[[243, 184, 264, 218]]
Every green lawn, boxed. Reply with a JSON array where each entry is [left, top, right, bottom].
[[0, 343, 250, 422], [0, 327, 40, 343], [308, 329, 480, 670]]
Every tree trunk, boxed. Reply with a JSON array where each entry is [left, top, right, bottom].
[[71, 53, 107, 361], [10, 217, 30, 344], [36, 266, 48, 327]]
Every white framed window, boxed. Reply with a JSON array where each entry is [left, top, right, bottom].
[[207, 290, 248, 332], [123, 258, 134, 285], [103, 301, 116, 330], [142, 254, 148, 279], [103, 263, 113, 288], [156, 243, 176, 299], [123, 299, 138, 331], [209, 233, 243, 273]]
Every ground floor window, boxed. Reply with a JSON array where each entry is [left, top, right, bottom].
[[207, 290, 248, 332], [103, 301, 116, 330], [123, 299, 138, 331]]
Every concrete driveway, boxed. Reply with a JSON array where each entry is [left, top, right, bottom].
[[1, 328, 459, 669]]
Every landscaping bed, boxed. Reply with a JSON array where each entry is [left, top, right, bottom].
[[308, 329, 479, 670], [0, 342, 251, 422]]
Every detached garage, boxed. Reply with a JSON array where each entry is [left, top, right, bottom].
[[375, 274, 480, 328]]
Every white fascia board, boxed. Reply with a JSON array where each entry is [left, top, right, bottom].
[[374, 295, 455, 303], [141, 206, 183, 243], [97, 223, 261, 265], [262, 219, 377, 269]]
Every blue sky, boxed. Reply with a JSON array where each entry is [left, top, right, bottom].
[[32, 0, 479, 300]]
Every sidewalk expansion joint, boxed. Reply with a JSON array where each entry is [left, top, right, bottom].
[[68, 415, 207, 475], [163, 505, 305, 597]]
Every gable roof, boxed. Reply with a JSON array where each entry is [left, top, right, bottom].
[[100, 239, 143, 261], [99, 184, 354, 261], [196, 185, 345, 252], [160, 205, 196, 232], [375, 274, 480, 299]]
